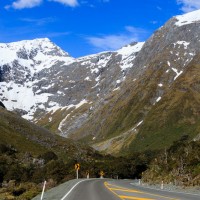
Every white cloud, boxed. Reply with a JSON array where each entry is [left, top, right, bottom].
[[150, 21, 158, 24], [177, 0, 200, 12], [8, 0, 42, 9], [125, 26, 146, 34], [86, 26, 147, 51], [50, 0, 79, 7], [87, 35, 136, 50], [6, 0, 79, 9]]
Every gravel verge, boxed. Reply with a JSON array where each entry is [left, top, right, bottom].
[[131, 179, 200, 195], [32, 179, 87, 200]]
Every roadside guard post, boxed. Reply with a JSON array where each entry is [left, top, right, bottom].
[[100, 171, 104, 179], [161, 181, 164, 189], [86, 170, 90, 179], [75, 163, 80, 179], [41, 180, 46, 200]]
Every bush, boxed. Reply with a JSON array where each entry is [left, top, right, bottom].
[[4, 164, 23, 182], [0, 144, 16, 155], [39, 151, 58, 164], [12, 187, 26, 196]]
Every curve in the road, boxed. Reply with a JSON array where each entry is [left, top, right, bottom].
[[60, 179, 88, 200], [32, 179, 200, 200]]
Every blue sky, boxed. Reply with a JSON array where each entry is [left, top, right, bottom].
[[0, 0, 200, 57]]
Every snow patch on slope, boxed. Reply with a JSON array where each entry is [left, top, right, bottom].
[[174, 41, 190, 49], [117, 42, 144, 59], [117, 42, 145, 70], [58, 114, 70, 134], [172, 68, 183, 80], [175, 9, 200, 27], [0, 81, 52, 120]]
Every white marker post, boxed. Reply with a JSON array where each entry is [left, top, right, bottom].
[[161, 181, 164, 189], [139, 179, 141, 185], [41, 180, 46, 200], [87, 172, 89, 179], [76, 169, 79, 179]]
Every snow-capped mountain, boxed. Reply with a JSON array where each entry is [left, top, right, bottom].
[[2, 9, 200, 154], [0, 37, 144, 131], [0, 38, 75, 119], [88, 9, 200, 153]]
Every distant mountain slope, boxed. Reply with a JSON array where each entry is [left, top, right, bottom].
[[1, 10, 200, 155], [0, 106, 94, 160], [0, 38, 144, 137], [68, 9, 200, 154]]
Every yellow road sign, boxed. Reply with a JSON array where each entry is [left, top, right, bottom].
[[75, 163, 80, 170], [100, 171, 104, 176]]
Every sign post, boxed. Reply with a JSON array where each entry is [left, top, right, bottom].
[[75, 163, 80, 179], [100, 171, 104, 179]]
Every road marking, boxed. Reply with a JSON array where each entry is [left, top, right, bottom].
[[105, 182, 152, 200], [119, 196, 154, 200], [134, 191, 179, 200], [60, 179, 88, 200], [107, 183, 140, 190], [104, 182, 124, 199], [110, 188, 144, 193], [105, 182, 179, 200], [130, 183, 200, 197]]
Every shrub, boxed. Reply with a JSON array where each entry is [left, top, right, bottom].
[[39, 151, 58, 164]]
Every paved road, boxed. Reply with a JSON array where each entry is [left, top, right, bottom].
[[63, 179, 119, 200], [106, 180, 200, 200], [32, 179, 200, 200], [62, 179, 200, 200]]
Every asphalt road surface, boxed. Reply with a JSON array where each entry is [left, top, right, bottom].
[[32, 179, 200, 200], [61, 179, 200, 200]]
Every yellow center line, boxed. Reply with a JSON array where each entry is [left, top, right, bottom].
[[135, 191, 179, 200], [110, 188, 144, 194], [104, 182, 125, 200], [119, 196, 155, 200], [106, 183, 134, 190], [104, 182, 180, 200]]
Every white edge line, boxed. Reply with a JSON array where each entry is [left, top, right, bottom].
[[130, 183, 200, 196], [60, 179, 88, 200]]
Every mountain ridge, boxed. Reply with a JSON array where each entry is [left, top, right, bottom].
[[1, 10, 200, 154]]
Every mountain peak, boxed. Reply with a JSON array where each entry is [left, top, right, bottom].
[[0, 38, 75, 71], [175, 9, 200, 27], [0, 38, 71, 58]]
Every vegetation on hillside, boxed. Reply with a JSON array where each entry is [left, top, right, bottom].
[[0, 108, 155, 199], [0, 141, 157, 199], [68, 57, 200, 156], [142, 136, 200, 186]]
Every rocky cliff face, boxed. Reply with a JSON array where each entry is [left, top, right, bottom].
[[82, 9, 200, 153], [0, 38, 144, 137], [1, 10, 200, 154]]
